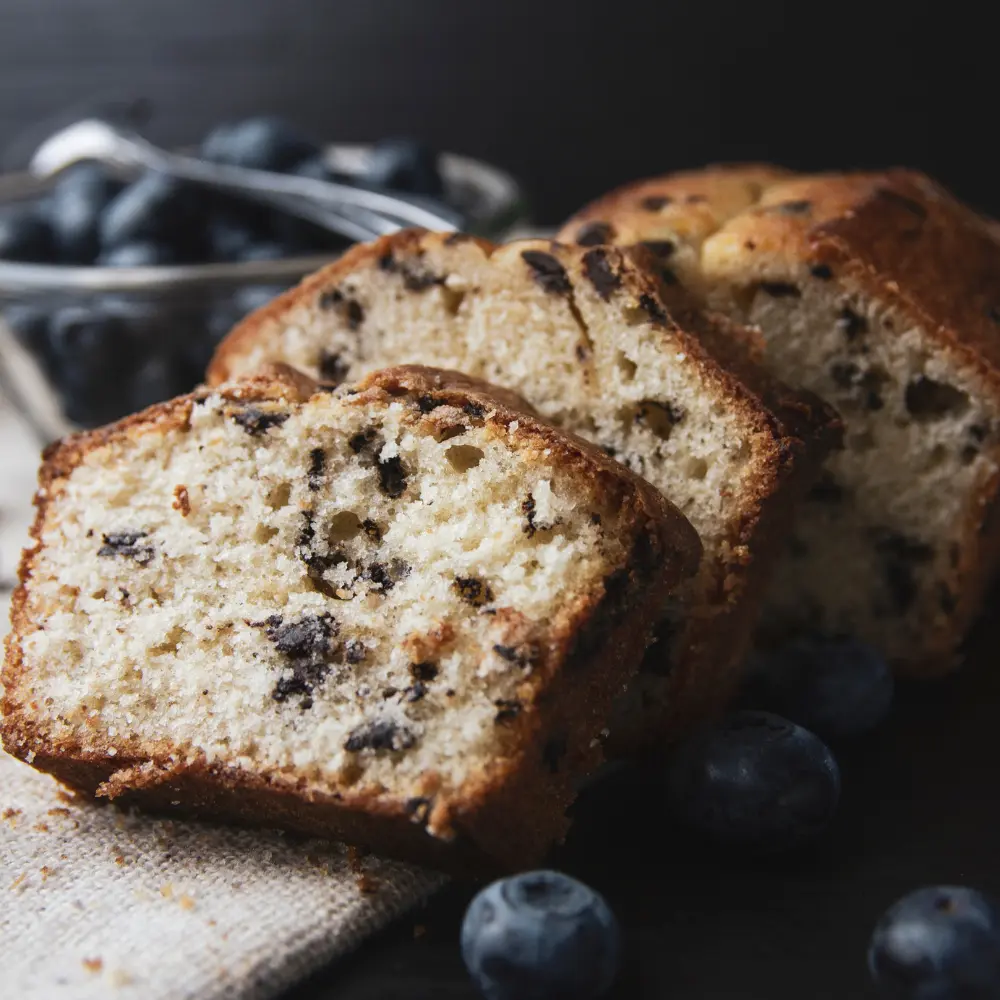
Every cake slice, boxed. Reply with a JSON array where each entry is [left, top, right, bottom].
[[2, 364, 700, 872], [560, 167, 1000, 674], [208, 231, 840, 749]]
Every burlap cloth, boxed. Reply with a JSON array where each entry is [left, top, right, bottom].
[[0, 396, 445, 999]]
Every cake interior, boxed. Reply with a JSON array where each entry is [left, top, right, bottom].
[[12, 387, 636, 800], [715, 272, 1000, 665]]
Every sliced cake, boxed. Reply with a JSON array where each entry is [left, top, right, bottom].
[[2, 364, 700, 871], [208, 231, 840, 748], [560, 167, 1000, 673]]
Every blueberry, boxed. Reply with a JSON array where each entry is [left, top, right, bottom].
[[667, 710, 840, 852], [47, 163, 123, 263], [127, 353, 192, 411], [233, 284, 289, 317], [48, 305, 137, 426], [741, 635, 894, 741], [238, 241, 287, 262], [869, 887, 1000, 998], [100, 172, 206, 261], [362, 138, 444, 197], [461, 870, 620, 1000], [0, 206, 54, 263], [4, 305, 51, 357], [98, 242, 177, 267], [200, 117, 319, 172]]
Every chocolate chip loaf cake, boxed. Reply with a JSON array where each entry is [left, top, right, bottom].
[[560, 167, 1000, 674], [1, 364, 700, 872], [208, 232, 840, 749]]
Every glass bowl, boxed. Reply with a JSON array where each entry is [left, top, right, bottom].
[[0, 144, 529, 442]]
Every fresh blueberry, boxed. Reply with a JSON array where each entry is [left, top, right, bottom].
[[200, 117, 319, 172], [97, 242, 177, 267], [0, 205, 54, 263], [667, 710, 840, 852], [4, 304, 51, 356], [233, 283, 290, 317], [741, 635, 894, 741], [127, 353, 192, 411], [869, 886, 1000, 998], [290, 154, 338, 182], [362, 137, 444, 197], [238, 241, 288, 262], [47, 163, 123, 263], [461, 870, 620, 1000], [207, 214, 258, 262], [100, 172, 206, 260], [48, 305, 137, 426]]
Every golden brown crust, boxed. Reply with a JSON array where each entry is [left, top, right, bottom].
[[557, 164, 794, 253], [2, 364, 700, 873]]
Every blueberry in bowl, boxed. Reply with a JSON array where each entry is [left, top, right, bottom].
[[461, 870, 620, 1000], [0, 117, 527, 439]]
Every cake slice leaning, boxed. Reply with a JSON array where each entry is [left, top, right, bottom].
[[560, 167, 1000, 674], [2, 364, 700, 873], [208, 231, 841, 750]]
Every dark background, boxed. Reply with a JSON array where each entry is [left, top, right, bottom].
[[5, 4, 999, 996], [1, 0, 996, 224]]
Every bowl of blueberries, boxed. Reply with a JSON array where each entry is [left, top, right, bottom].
[[0, 116, 528, 439]]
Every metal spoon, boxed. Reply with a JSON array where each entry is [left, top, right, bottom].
[[30, 119, 464, 242]]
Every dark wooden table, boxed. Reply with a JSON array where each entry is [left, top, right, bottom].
[[291, 601, 1000, 999]]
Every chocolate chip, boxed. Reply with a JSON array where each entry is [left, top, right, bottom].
[[590, 513, 602, 525], [905, 376, 969, 419], [830, 361, 859, 388], [462, 401, 486, 419], [962, 444, 980, 464], [230, 406, 289, 436], [401, 268, 444, 292], [377, 456, 407, 497], [810, 264, 834, 280], [969, 424, 989, 442], [636, 399, 684, 439], [494, 699, 522, 723], [344, 639, 367, 664], [410, 661, 438, 681], [806, 472, 844, 503], [639, 294, 668, 324], [582, 248, 621, 300], [873, 530, 934, 614], [317, 350, 350, 385], [349, 428, 377, 454], [522, 494, 537, 537], [404, 682, 427, 703], [317, 289, 365, 329], [837, 307, 867, 340], [773, 200, 812, 214], [658, 266, 679, 286], [829, 362, 886, 410], [416, 395, 445, 413], [521, 250, 571, 295], [265, 613, 339, 705], [361, 518, 382, 542], [98, 531, 154, 566], [640, 195, 671, 211], [405, 797, 433, 824], [493, 645, 519, 662], [363, 558, 409, 592], [344, 719, 416, 753], [453, 576, 495, 607], [308, 448, 326, 491], [759, 282, 801, 299], [382, 686, 398, 699], [640, 239, 675, 259], [542, 735, 568, 774], [575, 221, 615, 247]]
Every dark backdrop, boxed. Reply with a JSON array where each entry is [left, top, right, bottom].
[[1, 1, 995, 224]]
